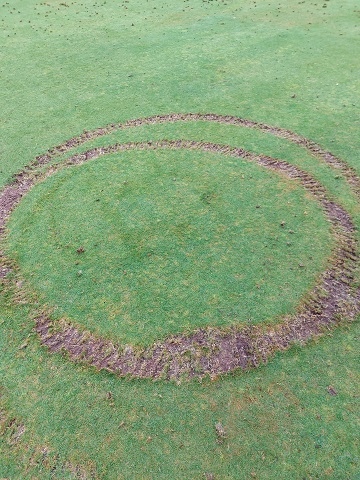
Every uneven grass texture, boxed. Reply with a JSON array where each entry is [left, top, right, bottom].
[[1, 0, 359, 479], [8, 148, 332, 345]]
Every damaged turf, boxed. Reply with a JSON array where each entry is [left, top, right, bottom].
[[1, 115, 359, 380]]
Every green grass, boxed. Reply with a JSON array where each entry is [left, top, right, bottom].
[[7, 148, 332, 345], [1, 302, 359, 479], [1, 0, 359, 478]]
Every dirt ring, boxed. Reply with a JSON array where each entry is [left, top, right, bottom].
[[1, 114, 359, 381]]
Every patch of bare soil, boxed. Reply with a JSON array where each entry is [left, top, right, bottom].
[[1, 116, 359, 380]]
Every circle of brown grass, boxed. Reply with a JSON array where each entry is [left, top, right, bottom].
[[0, 114, 359, 381]]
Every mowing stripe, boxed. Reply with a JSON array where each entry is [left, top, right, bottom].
[[1, 132, 358, 380]]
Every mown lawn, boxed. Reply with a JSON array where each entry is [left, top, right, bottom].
[[0, 0, 359, 478]]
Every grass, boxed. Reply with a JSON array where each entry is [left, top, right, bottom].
[[0, 0, 359, 478], [1, 302, 359, 479], [7, 148, 332, 345]]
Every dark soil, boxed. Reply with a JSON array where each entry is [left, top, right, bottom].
[[1, 116, 359, 381]]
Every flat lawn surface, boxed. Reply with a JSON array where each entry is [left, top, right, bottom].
[[1, 0, 359, 478]]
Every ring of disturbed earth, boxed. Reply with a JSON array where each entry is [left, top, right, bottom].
[[1, 113, 359, 381]]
